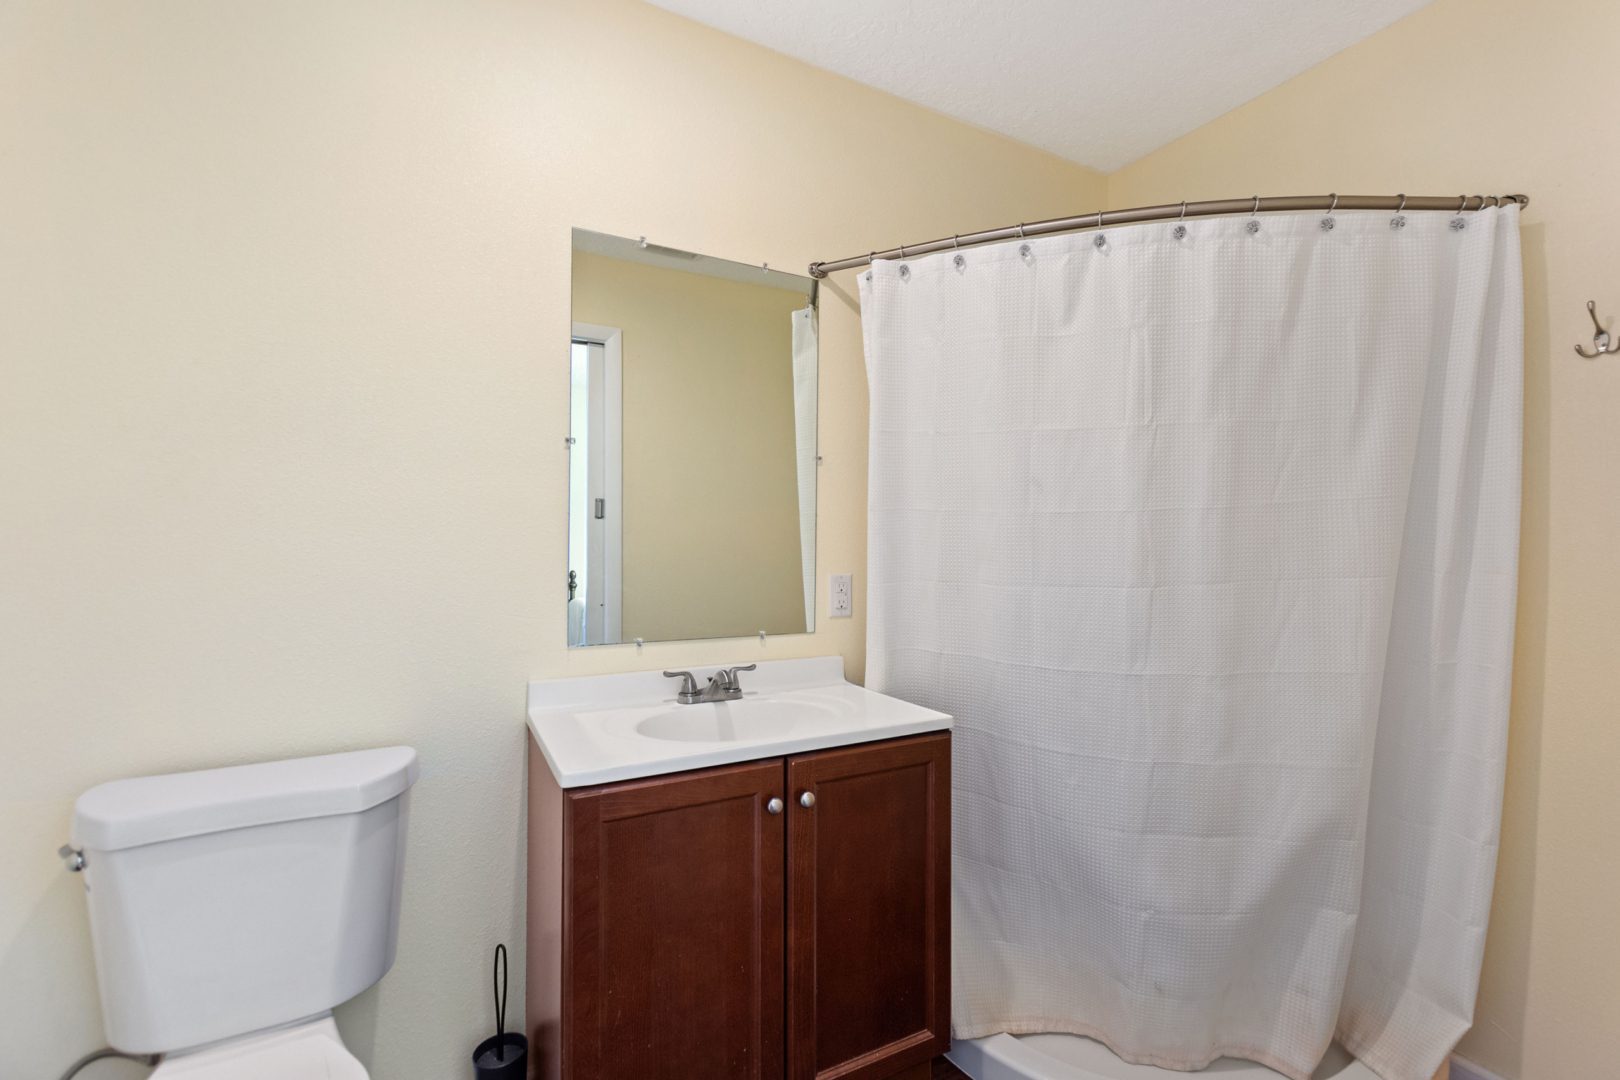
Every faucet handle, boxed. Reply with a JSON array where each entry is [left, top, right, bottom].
[[663, 670, 699, 700], [723, 664, 757, 692]]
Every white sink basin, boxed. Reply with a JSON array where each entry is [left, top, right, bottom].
[[527, 657, 953, 788], [635, 699, 836, 743]]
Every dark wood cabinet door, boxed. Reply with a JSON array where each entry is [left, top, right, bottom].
[[787, 733, 951, 1080], [564, 759, 786, 1080]]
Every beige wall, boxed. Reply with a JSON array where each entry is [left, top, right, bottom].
[[571, 251, 808, 642], [0, 0, 1105, 1076], [1108, 0, 1620, 1074]]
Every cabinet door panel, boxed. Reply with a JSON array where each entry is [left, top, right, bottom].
[[566, 759, 786, 1080], [787, 734, 950, 1080]]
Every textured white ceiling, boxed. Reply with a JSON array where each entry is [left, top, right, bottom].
[[647, 0, 1432, 171]]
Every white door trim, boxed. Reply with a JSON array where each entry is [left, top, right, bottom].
[[572, 322, 623, 643]]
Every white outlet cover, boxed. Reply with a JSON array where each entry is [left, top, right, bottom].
[[829, 574, 853, 618]]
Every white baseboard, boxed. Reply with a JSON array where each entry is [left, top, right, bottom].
[[1451, 1055, 1511, 1080]]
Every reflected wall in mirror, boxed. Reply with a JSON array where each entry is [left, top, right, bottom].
[[568, 229, 817, 647]]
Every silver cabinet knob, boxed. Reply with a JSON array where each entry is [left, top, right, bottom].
[[766, 797, 784, 815], [799, 791, 816, 809]]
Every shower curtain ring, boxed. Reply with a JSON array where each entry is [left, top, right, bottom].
[[1179, 201, 1188, 221], [1390, 193, 1409, 230], [1450, 195, 1470, 231], [1017, 223, 1026, 239], [952, 235, 960, 249], [1252, 195, 1261, 216], [1319, 192, 1339, 231]]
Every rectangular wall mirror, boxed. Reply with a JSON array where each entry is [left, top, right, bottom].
[[568, 229, 818, 647]]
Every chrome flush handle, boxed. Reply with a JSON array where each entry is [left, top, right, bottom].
[[59, 844, 85, 872]]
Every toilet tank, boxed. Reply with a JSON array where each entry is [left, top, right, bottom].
[[71, 747, 418, 1055]]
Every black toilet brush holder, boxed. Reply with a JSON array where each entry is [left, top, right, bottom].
[[472, 944, 528, 1079]]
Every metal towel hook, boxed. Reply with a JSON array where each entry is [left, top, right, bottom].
[[1576, 301, 1618, 358]]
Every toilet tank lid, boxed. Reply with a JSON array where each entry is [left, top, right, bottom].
[[73, 746, 419, 852]]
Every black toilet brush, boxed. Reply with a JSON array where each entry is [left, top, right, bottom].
[[472, 944, 527, 1078]]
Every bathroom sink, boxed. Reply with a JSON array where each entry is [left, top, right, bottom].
[[635, 699, 832, 743], [526, 657, 953, 787]]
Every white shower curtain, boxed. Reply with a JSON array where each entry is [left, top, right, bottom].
[[860, 207, 1521, 1080], [792, 306, 819, 630]]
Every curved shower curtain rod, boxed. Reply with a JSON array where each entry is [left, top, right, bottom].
[[807, 192, 1530, 278]]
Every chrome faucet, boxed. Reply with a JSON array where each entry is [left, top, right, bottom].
[[664, 665, 756, 704]]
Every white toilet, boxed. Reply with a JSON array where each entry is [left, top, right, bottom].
[[69, 746, 419, 1078]]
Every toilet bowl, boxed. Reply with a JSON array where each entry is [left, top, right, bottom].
[[70, 746, 418, 1076]]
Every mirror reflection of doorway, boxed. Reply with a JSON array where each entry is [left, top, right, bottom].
[[567, 327, 622, 647]]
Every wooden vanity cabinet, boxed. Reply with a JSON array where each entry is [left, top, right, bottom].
[[526, 732, 950, 1080]]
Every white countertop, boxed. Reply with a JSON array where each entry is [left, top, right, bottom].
[[526, 656, 953, 788]]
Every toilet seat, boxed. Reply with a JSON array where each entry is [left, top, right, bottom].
[[151, 1015, 366, 1079]]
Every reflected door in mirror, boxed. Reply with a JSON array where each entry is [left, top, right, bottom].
[[569, 333, 622, 646]]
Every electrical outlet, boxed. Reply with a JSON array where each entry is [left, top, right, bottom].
[[829, 574, 853, 618]]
